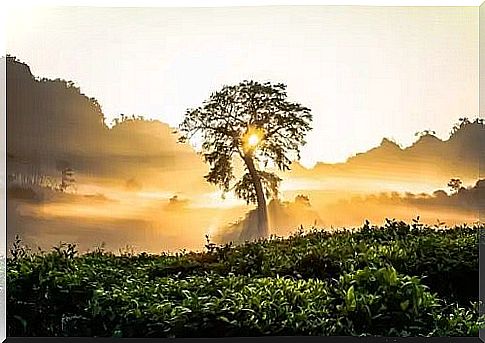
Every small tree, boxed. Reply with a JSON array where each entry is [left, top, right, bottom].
[[450, 117, 471, 135], [178, 80, 312, 239], [447, 178, 462, 195], [60, 168, 76, 193], [295, 194, 311, 207], [414, 129, 436, 138]]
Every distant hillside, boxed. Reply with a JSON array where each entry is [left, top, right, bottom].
[[7, 56, 482, 194], [289, 119, 484, 185], [328, 178, 484, 218], [6, 56, 209, 193]]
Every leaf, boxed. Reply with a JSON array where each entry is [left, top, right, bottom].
[[400, 300, 410, 311], [14, 315, 28, 332], [112, 329, 123, 337], [345, 285, 356, 311]]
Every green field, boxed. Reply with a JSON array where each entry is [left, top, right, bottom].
[[7, 219, 484, 337]]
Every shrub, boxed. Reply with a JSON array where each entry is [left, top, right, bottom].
[[7, 222, 483, 337]]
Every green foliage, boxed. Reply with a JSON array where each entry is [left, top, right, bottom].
[[7, 221, 483, 337]]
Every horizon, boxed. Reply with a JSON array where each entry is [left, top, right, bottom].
[[5, 5, 483, 254], [4, 54, 478, 168], [6, 5, 478, 166], [7, 52, 483, 253]]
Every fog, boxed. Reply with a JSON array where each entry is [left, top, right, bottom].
[[7, 176, 481, 254], [6, 57, 483, 253]]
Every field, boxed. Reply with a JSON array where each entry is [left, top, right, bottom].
[[7, 219, 484, 337]]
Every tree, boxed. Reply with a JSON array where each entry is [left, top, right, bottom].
[[447, 178, 462, 195], [414, 129, 436, 138], [294, 194, 311, 207], [178, 80, 312, 239], [59, 168, 76, 193], [450, 117, 471, 135]]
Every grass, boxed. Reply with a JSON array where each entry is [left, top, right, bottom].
[[6, 219, 485, 337]]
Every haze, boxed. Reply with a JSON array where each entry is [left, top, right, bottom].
[[5, 6, 483, 254], [6, 5, 478, 166]]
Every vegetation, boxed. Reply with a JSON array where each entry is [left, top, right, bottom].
[[178, 81, 313, 239], [447, 178, 463, 195], [7, 220, 484, 337]]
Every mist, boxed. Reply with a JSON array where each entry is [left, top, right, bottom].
[[6, 56, 483, 253]]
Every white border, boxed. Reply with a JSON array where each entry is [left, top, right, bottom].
[[1, 32, 5, 343], [3, 0, 484, 7]]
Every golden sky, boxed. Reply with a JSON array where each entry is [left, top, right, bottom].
[[6, 5, 478, 166]]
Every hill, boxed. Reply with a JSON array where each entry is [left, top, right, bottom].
[[6, 55, 209, 193], [7, 55, 483, 194], [289, 119, 484, 187]]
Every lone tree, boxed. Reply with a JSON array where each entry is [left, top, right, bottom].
[[178, 80, 312, 239]]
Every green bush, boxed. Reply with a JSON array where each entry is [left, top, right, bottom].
[[7, 222, 484, 337]]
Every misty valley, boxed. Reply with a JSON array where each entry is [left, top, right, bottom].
[[5, 54, 484, 337], [6, 56, 483, 253]]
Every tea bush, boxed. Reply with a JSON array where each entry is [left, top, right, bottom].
[[7, 221, 484, 337]]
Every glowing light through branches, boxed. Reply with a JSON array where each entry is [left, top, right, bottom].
[[242, 126, 265, 154]]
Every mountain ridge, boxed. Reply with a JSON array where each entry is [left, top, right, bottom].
[[6, 56, 483, 190]]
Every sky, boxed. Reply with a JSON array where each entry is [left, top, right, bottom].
[[6, 5, 478, 167]]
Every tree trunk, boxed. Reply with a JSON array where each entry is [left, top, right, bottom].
[[243, 154, 269, 239]]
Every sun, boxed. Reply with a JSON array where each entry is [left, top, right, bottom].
[[242, 126, 265, 153], [247, 133, 260, 147]]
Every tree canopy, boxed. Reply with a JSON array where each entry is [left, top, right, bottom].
[[178, 80, 312, 204]]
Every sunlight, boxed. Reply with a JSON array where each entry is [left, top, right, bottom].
[[248, 133, 260, 147], [242, 126, 265, 153], [190, 191, 245, 209]]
